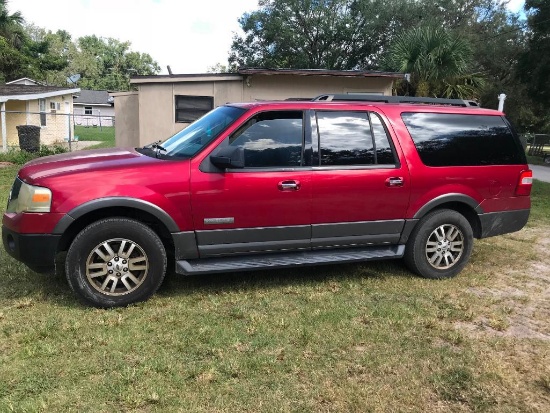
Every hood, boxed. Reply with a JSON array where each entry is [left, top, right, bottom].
[[19, 147, 162, 183]]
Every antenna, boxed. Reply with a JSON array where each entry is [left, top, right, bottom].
[[67, 74, 81, 85]]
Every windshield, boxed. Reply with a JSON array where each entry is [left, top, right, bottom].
[[139, 105, 246, 159]]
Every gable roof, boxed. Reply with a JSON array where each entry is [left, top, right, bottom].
[[73, 89, 113, 105], [0, 84, 80, 103], [5, 77, 46, 86]]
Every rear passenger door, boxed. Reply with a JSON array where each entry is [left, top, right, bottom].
[[310, 110, 410, 248]]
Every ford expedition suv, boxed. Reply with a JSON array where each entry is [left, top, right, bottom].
[[2, 95, 532, 307]]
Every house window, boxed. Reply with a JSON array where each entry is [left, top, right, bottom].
[[39, 98, 46, 126], [50, 101, 60, 114], [84, 106, 93, 115], [175, 95, 213, 123]]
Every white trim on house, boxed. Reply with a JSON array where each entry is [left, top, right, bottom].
[[0, 88, 81, 103], [5, 78, 46, 86]]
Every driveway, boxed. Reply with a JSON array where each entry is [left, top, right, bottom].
[[529, 164, 550, 183]]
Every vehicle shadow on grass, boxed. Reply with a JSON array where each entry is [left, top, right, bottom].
[[0, 265, 75, 306], [0, 256, 414, 308], [157, 259, 414, 300]]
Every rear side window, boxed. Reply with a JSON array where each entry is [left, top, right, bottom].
[[402, 113, 526, 166], [314, 111, 397, 166]]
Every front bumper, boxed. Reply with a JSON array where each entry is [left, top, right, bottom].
[[2, 225, 60, 272]]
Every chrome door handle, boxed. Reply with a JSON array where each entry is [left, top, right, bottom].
[[385, 177, 404, 187], [278, 180, 301, 191]]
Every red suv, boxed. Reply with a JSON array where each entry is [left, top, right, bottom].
[[2, 95, 532, 307]]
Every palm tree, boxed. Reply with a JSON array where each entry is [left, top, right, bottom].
[[384, 26, 484, 99], [0, 0, 24, 48]]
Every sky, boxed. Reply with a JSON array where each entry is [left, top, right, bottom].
[[9, 0, 526, 75]]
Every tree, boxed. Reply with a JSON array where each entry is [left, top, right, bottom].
[[229, 0, 398, 70], [518, 0, 550, 108], [0, 0, 23, 47], [74, 36, 160, 91], [229, 0, 513, 71], [383, 25, 483, 99], [24, 29, 161, 91]]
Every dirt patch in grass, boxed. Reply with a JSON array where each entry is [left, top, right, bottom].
[[0, 162, 14, 169], [457, 225, 550, 341]]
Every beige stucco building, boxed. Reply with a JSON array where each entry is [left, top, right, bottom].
[[112, 68, 402, 148], [0, 78, 80, 151]]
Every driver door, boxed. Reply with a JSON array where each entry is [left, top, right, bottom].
[[190, 110, 312, 258]]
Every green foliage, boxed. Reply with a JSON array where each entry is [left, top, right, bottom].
[[0, 1, 159, 90], [25, 28, 160, 91], [0, 0, 23, 48], [0, 1, 69, 82], [230, 0, 513, 71], [383, 25, 481, 98], [0, 144, 67, 165], [230, 0, 450, 69], [516, 0, 550, 133]]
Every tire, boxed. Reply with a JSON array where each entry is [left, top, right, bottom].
[[404, 209, 473, 279], [65, 218, 167, 308]]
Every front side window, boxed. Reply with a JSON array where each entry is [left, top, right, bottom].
[[314, 111, 396, 166], [175, 95, 214, 123], [229, 111, 304, 168], [84, 106, 93, 115], [402, 113, 526, 166]]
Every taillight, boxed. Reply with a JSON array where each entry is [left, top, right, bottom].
[[515, 170, 533, 196]]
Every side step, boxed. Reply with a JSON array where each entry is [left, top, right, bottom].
[[175, 245, 405, 275]]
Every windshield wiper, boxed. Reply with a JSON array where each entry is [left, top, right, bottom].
[[143, 141, 167, 158]]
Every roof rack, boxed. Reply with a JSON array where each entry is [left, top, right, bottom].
[[312, 94, 480, 108]]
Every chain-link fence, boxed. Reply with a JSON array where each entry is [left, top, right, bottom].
[[0, 110, 115, 152]]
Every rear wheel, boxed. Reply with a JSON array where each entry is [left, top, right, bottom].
[[404, 209, 473, 279], [65, 218, 167, 308]]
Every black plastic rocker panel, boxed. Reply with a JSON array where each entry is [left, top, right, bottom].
[[175, 245, 405, 275]]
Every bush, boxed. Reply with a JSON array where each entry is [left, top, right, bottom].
[[0, 144, 68, 165]]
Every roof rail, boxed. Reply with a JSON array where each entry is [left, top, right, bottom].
[[312, 94, 480, 108]]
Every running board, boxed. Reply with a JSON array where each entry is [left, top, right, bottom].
[[175, 245, 405, 275]]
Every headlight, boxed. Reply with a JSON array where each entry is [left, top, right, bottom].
[[6, 179, 52, 213]]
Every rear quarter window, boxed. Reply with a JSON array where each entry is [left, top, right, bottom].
[[401, 113, 526, 166]]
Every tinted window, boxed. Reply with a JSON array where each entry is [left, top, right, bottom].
[[314, 111, 397, 166], [230, 111, 303, 168], [317, 111, 374, 166], [370, 113, 396, 165], [402, 113, 526, 166]]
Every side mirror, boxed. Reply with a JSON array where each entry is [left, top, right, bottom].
[[210, 146, 245, 169]]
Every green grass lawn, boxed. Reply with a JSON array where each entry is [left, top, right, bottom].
[[74, 125, 115, 143], [1, 166, 549, 412]]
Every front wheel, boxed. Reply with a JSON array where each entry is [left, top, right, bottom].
[[65, 218, 167, 308], [404, 209, 473, 279]]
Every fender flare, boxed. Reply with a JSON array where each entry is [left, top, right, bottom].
[[53, 197, 180, 234], [413, 193, 483, 219]]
